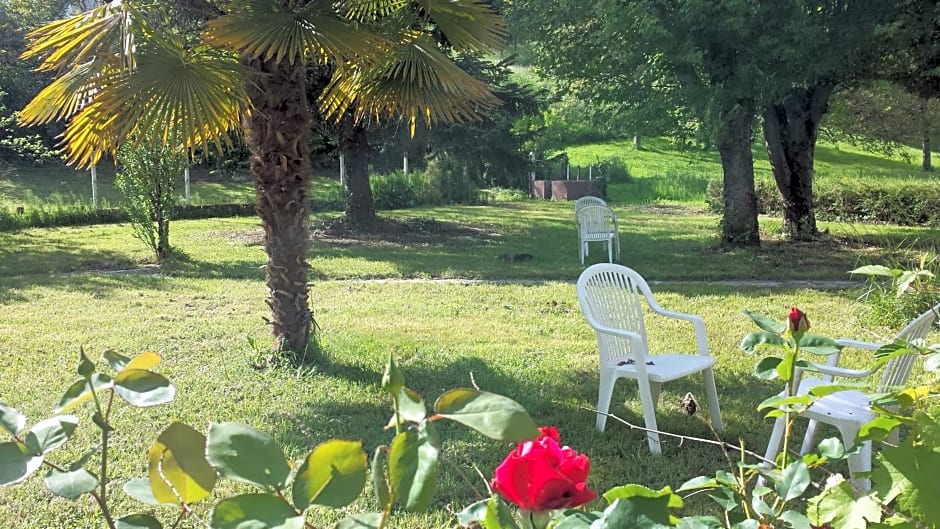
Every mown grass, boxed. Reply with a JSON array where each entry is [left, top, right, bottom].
[[1, 198, 939, 527]]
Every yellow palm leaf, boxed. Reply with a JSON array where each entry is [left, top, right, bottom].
[[415, 0, 506, 52]]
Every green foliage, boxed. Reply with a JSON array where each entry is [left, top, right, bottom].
[[115, 138, 186, 261], [851, 254, 940, 328], [370, 168, 483, 210], [422, 156, 482, 205], [0, 93, 55, 165]]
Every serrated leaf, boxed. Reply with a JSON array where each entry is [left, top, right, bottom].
[[741, 310, 787, 334], [483, 496, 521, 529], [779, 510, 811, 529], [123, 477, 162, 506], [55, 373, 114, 413], [371, 446, 390, 509], [44, 467, 98, 500], [292, 439, 367, 510], [758, 394, 810, 413], [740, 331, 786, 354], [554, 509, 600, 529], [0, 404, 27, 437], [871, 439, 940, 523], [388, 422, 439, 512], [115, 514, 163, 529], [25, 415, 78, 455], [677, 476, 719, 492], [593, 496, 675, 529], [78, 350, 95, 378], [859, 415, 904, 442], [206, 422, 290, 491], [603, 484, 683, 509], [148, 422, 216, 505], [335, 512, 382, 529], [776, 460, 810, 501], [432, 389, 538, 442], [125, 351, 162, 371], [103, 349, 132, 371], [806, 481, 881, 529], [113, 369, 175, 407], [677, 516, 723, 529], [754, 357, 783, 380], [210, 494, 304, 529], [0, 441, 43, 486]]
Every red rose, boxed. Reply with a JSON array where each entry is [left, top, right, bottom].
[[788, 307, 810, 333], [491, 426, 597, 511]]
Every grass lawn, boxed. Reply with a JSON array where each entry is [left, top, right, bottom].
[[1, 197, 938, 527]]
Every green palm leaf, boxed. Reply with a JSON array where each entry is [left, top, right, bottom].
[[415, 0, 506, 51], [342, 0, 409, 21], [205, 0, 388, 65], [321, 34, 501, 134]]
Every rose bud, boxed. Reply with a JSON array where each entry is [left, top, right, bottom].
[[788, 307, 810, 333]]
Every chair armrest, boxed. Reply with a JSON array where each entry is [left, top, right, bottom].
[[834, 338, 881, 350], [590, 323, 644, 346], [811, 363, 877, 380], [646, 307, 710, 356]]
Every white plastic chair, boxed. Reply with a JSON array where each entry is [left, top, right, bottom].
[[577, 264, 723, 454], [574, 196, 607, 219], [576, 205, 620, 264], [762, 303, 940, 489]]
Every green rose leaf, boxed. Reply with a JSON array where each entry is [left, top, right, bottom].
[[779, 510, 811, 529], [754, 357, 783, 380], [432, 389, 538, 442], [206, 422, 290, 491], [740, 331, 787, 354], [335, 513, 383, 529], [113, 369, 175, 407], [123, 477, 163, 506], [390, 387, 426, 426], [77, 350, 95, 379], [806, 481, 881, 529], [859, 415, 905, 442], [593, 495, 675, 529], [741, 310, 787, 334], [210, 494, 304, 529], [675, 516, 723, 529], [381, 354, 404, 396], [797, 334, 842, 355], [103, 349, 132, 372], [292, 439, 367, 510], [554, 510, 600, 529], [371, 446, 391, 509], [24, 415, 78, 455], [849, 264, 898, 278], [456, 499, 489, 527], [0, 403, 26, 437], [816, 437, 845, 459], [775, 460, 810, 502], [44, 467, 98, 500], [148, 422, 216, 505], [388, 422, 439, 512], [0, 441, 43, 486], [484, 496, 522, 529], [55, 373, 113, 413], [676, 476, 720, 492], [115, 514, 163, 529], [603, 485, 683, 509]]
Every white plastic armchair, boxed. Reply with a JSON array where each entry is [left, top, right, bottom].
[[763, 303, 940, 489], [574, 196, 607, 219], [577, 264, 723, 455], [576, 204, 620, 264]]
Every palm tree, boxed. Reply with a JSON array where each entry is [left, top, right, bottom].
[[19, 0, 505, 360]]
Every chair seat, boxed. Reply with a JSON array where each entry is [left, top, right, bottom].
[[604, 354, 716, 383], [788, 378, 876, 424]]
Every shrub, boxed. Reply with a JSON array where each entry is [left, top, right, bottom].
[[851, 254, 940, 328], [370, 170, 420, 210], [422, 156, 482, 205]]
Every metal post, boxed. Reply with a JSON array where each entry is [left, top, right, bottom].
[[91, 165, 98, 208], [184, 167, 191, 205], [589, 166, 593, 180], [339, 153, 346, 187], [529, 151, 536, 181], [577, 166, 581, 181], [403, 154, 408, 176]]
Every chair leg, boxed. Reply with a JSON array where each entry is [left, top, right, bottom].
[[614, 235, 621, 262], [606, 237, 613, 263], [649, 382, 661, 405], [800, 419, 820, 455], [596, 370, 616, 433], [702, 368, 722, 431], [579, 239, 585, 264], [839, 425, 872, 492], [757, 415, 788, 489], [637, 378, 662, 455]]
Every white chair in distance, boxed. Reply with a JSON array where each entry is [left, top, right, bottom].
[[576, 204, 620, 264], [574, 196, 607, 219], [577, 263, 723, 454], [762, 303, 940, 489]]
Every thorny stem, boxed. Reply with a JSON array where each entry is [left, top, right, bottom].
[[170, 510, 187, 529], [100, 391, 115, 509], [90, 490, 118, 529]]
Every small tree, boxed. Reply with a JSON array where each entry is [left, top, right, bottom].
[[114, 138, 185, 261]]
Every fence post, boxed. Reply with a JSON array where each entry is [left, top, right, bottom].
[[403, 154, 408, 176], [184, 167, 191, 205], [529, 151, 536, 181], [589, 165, 593, 180], [339, 153, 346, 187], [91, 165, 98, 208]]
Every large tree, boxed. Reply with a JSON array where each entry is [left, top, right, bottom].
[[19, 0, 505, 360]]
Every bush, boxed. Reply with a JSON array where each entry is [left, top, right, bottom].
[[706, 177, 940, 226], [421, 157, 482, 205], [370, 170, 420, 210]]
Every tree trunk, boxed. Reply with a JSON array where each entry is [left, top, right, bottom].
[[716, 101, 760, 248], [922, 96, 933, 172], [341, 116, 377, 230], [762, 83, 831, 241], [243, 54, 315, 360]]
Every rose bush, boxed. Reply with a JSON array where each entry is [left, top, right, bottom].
[[491, 426, 596, 512]]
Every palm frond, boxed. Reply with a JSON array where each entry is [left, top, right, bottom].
[[342, 0, 409, 21], [205, 0, 389, 65], [59, 42, 249, 168], [321, 34, 501, 134], [23, 0, 141, 72], [415, 0, 506, 52], [18, 61, 109, 125]]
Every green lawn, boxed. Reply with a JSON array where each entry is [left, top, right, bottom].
[[1, 199, 937, 528]]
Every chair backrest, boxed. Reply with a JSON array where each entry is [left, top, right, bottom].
[[877, 303, 940, 391], [577, 264, 653, 364], [574, 196, 607, 218], [576, 205, 618, 238]]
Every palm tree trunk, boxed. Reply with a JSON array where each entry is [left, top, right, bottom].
[[243, 54, 315, 360]]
